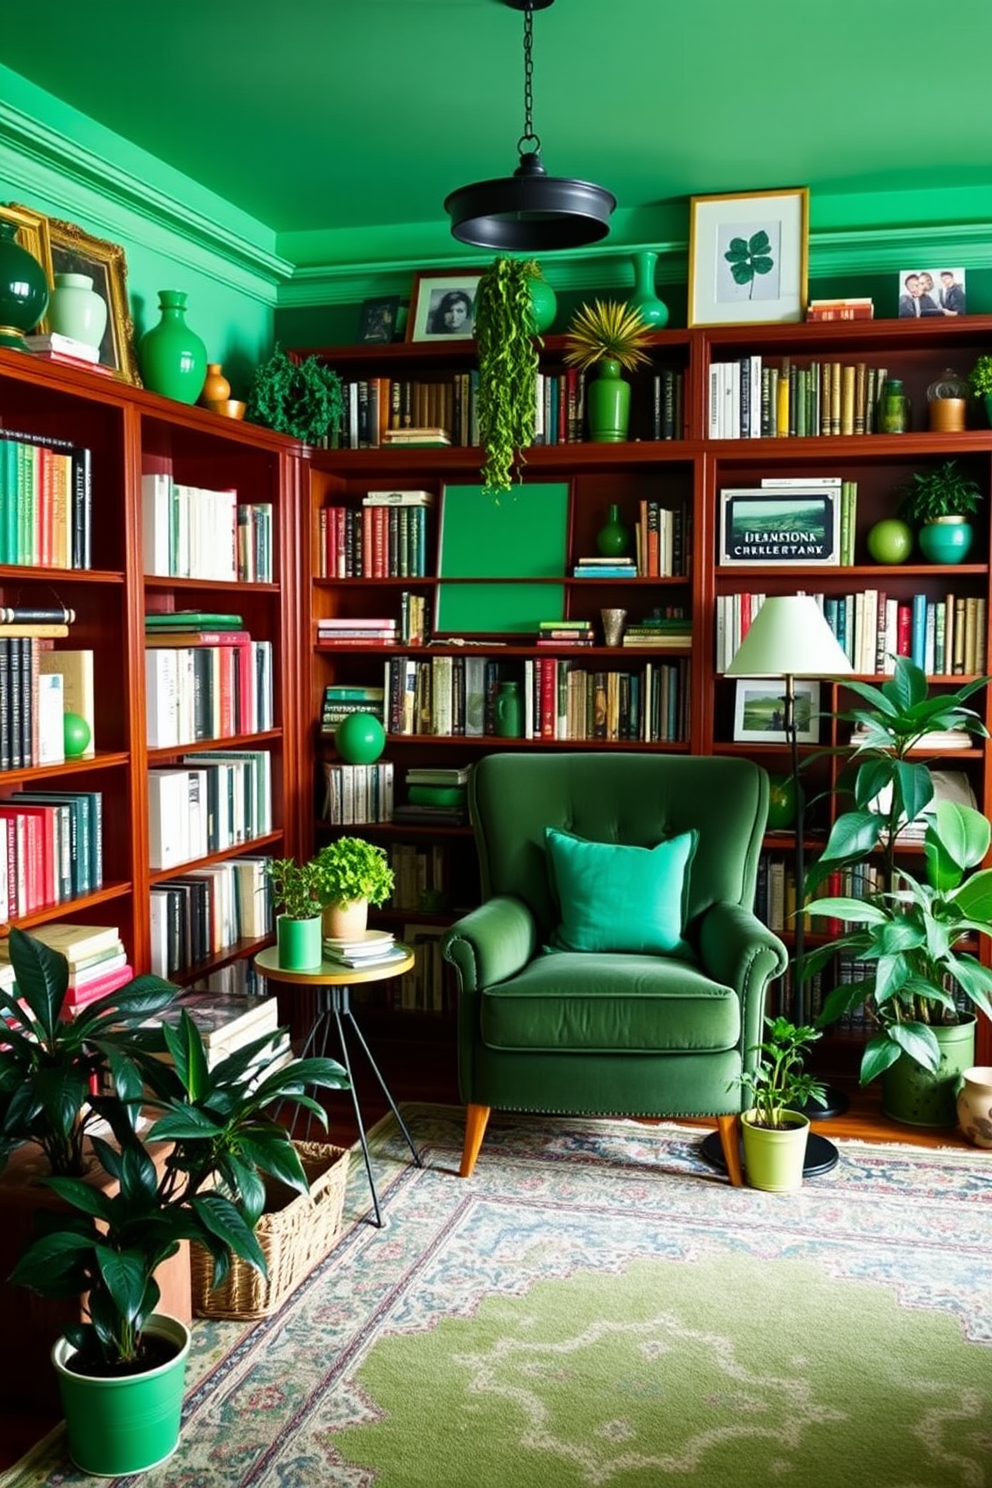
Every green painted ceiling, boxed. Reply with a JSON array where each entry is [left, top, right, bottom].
[[4, 0, 991, 245]]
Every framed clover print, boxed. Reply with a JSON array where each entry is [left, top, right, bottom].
[[688, 187, 809, 327]]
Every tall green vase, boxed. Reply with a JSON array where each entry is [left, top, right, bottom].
[[628, 250, 669, 330], [586, 358, 630, 442], [0, 219, 49, 351], [139, 290, 207, 404]]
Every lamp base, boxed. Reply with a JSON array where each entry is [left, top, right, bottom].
[[699, 1128, 840, 1178]]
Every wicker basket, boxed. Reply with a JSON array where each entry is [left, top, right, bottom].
[[191, 1141, 349, 1320]]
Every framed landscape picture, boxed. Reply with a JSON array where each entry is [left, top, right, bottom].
[[718, 487, 841, 568], [688, 187, 809, 327], [733, 679, 820, 744]]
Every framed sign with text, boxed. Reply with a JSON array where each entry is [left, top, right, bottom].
[[718, 487, 841, 568]]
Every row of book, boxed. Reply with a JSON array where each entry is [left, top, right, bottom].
[[321, 683, 385, 733], [145, 634, 274, 746], [0, 788, 103, 921], [148, 750, 273, 870], [150, 855, 274, 977], [717, 589, 987, 676], [142, 472, 274, 583], [523, 657, 689, 743], [398, 925, 450, 1012], [709, 358, 898, 439], [0, 922, 128, 1013], [388, 838, 450, 912], [0, 428, 92, 569], [633, 500, 689, 577], [316, 499, 431, 579], [322, 760, 395, 824], [0, 638, 93, 771]]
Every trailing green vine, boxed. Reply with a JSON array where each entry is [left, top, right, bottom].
[[474, 258, 545, 494], [246, 344, 344, 444]]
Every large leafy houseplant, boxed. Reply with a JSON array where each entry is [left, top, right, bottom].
[[474, 257, 550, 494]]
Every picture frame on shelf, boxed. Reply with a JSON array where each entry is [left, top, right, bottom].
[[733, 679, 820, 744], [718, 487, 841, 568], [688, 187, 809, 328], [2, 201, 54, 295], [45, 215, 141, 385], [407, 271, 482, 343], [358, 295, 402, 344], [897, 266, 966, 318]]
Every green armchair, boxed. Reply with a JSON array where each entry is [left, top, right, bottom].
[[442, 752, 788, 1181]]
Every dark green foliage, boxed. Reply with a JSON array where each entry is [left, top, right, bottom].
[[898, 459, 983, 522], [735, 1017, 827, 1129], [475, 257, 544, 494], [246, 345, 344, 443], [723, 231, 774, 297]]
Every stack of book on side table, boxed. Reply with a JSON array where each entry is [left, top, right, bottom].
[[322, 928, 408, 970]]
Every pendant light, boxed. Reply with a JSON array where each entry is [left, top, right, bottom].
[[445, 0, 615, 252]]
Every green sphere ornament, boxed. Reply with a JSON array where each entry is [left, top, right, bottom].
[[866, 518, 914, 565], [766, 773, 797, 830], [63, 712, 91, 758], [335, 712, 385, 764]]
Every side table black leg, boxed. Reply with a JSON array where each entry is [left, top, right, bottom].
[[330, 1001, 384, 1228], [341, 1007, 423, 1171]]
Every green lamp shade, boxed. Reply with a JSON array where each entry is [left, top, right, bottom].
[[335, 712, 385, 764], [0, 220, 50, 351], [63, 712, 92, 758]]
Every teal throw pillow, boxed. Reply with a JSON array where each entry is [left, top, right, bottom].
[[544, 826, 697, 955]]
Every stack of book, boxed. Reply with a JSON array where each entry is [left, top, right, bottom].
[[572, 556, 638, 580], [13, 922, 134, 1013], [806, 298, 874, 322], [392, 764, 469, 826], [381, 427, 451, 447], [535, 619, 596, 647], [145, 610, 273, 742], [136, 988, 289, 1074], [316, 616, 398, 646], [25, 331, 114, 374], [322, 928, 407, 969], [321, 684, 386, 734], [622, 617, 693, 648]]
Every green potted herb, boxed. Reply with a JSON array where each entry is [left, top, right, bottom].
[[898, 458, 983, 563], [266, 855, 324, 969], [246, 344, 344, 445], [968, 353, 992, 426], [734, 1017, 827, 1192], [563, 299, 652, 442], [312, 835, 395, 940], [10, 982, 347, 1476], [474, 257, 554, 493]]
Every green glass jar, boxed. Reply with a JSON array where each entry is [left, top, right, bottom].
[[879, 378, 911, 434]]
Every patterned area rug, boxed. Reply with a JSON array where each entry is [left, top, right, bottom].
[[8, 1105, 992, 1487]]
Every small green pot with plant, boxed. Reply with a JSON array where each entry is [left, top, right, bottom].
[[266, 855, 325, 969], [898, 458, 983, 564], [968, 353, 992, 426], [563, 299, 652, 442], [246, 344, 344, 445], [474, 257, 554, 494], [734, 1017, 827, 1192], [312, 835, 395, 940]]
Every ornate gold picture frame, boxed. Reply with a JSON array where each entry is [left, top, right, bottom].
[[44, 215, 142, 385]]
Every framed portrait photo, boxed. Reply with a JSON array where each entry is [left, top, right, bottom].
[[897, 266, 967, 319], [733, 679, 820, 744], [688, 187, 809, 328], [46, 216, 141, 385], [718, 487, 841, 568], [407, 271, 481, 343], [358, 295, 402, 344]]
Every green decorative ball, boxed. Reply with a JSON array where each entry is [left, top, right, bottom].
[[335, 712, 385, 764], [63, 711, 91, 758], [766, 773, 797, 830], [866, 518, 914, 565]]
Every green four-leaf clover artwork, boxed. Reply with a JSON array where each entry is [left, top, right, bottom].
[[724, 230, 775, 298]]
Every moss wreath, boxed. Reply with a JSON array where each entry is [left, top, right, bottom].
[[246, 345, 344, 444]]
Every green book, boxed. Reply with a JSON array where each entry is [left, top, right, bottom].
[[145, 611, 244, 629]]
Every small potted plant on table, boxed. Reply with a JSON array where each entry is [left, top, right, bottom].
[[312, 834, 395, 941], [735, 1017, 827, 1192], [898, 458, 983, 564], [267, 855, 324, 970]]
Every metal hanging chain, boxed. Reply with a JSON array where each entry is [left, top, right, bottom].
[[518, 4, 542, 157]]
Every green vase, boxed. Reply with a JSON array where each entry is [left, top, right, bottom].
[[48, 272, 107, 352], [586, 358, 630, 442], [917, 517, 973, 564], [882, 1018, 976, 1127], [139, 290, 207, 403], [596, 502, 632, 557], [0, 219, 49, 351], [53, 1314, 189, 1475], [528, 273, 556, 334], [276, 914, 323, 971], [628, 250, 669, 330]]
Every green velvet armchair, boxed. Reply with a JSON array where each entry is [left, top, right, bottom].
[[442, 752, 788, 1181]]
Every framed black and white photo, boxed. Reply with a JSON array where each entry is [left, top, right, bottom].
[[897, 266, 966, 319], [689, 187, 809, 327], [407, 271, 481, 343], [733, 679, 820, 744], [46, 216, 141, 384], [719, 487, 841, 568], [358, 295, 402, 343]]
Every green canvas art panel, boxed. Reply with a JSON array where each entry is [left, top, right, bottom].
[[435, 483, 569, 634]]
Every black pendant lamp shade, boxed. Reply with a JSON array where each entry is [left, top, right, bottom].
[[445, 0, 615, 252]]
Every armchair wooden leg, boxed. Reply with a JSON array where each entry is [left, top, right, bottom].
[[460, 1104, 491, 1177], [716, 1114, 743, 1187]]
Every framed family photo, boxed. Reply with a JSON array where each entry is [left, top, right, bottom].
[[897, 267, 966, 318], [719, 487, 841, 568], [733, 679, 820, 744], [689, 187, 809, 327], [46, 216, 141, 385], [407, 271, 481, 343]]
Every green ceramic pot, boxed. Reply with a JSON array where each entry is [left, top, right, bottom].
[[276, 913, 323, 971], [882, 1017, 976, 1127], [741, 1110, 810, 1192], [139, 290, 207, 404], [917, 517, 974, 564], [53, 1313, 190, 1476], [596, 502, 632, 557]]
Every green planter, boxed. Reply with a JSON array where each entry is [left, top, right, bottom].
[[276, 913, 323, 971], [741, 1110, 810, 1192], [882, 1017, 977, 1127], [53, 1313, 190, 1475], [917, 517, 974, 564], [586, 358, 630, 442]]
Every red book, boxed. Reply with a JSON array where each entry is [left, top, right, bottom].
[[61, 963, 136, 1016], [144, 630, 254, 736], [217, 644, 237, 737], [896, 603, 912, 656], [0, 806, 50, 911], [540, 657, 556, 739]]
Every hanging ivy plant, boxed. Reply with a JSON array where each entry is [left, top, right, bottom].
[[474, 258, 548, 494], [246, 344, 344, 444]]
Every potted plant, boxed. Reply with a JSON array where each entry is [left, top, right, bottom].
[[968, 353, 992, 426], [897, 458, 983, 563], [10, 972, 348, 1476], [474, 257, 554, 493], [734, 1017, 827, 1192], [266, 855, 325, 970], [245, 344, 344, 445], [312, 834, 395, 941], [562, 299, 652, 442]]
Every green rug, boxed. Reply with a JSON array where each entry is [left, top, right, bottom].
[[7, 1106, 992, 1487]]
